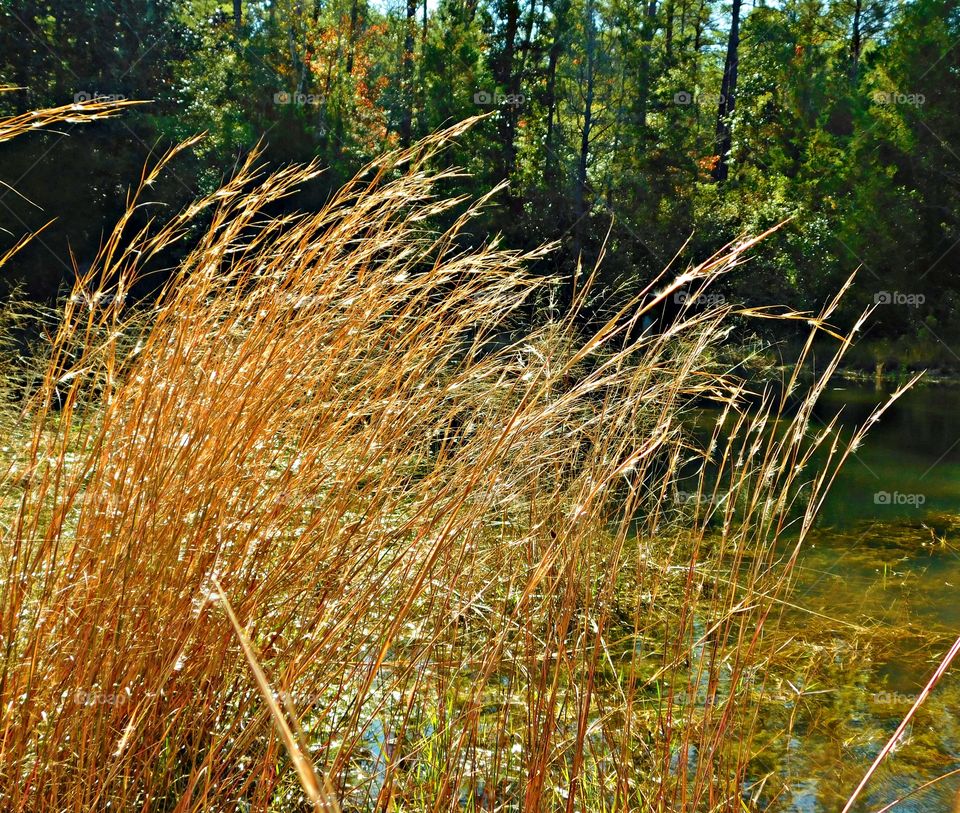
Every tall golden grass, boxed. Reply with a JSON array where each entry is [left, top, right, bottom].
[[0, 105, 910, 811]]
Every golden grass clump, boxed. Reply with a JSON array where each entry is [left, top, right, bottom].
[[0, 109, 908, 811]]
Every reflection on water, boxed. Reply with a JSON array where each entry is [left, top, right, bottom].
[[765, 382, 960, 812], [813, 383, 960, 525]]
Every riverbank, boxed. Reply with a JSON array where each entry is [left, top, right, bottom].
[[732, 335, 960, 388], [836, 335, 960, 384]]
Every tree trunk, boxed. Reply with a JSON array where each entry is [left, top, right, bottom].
[[398, 0, 417, 146], [636, 0, 658, 134], [518, 0, 539, 76], [665, 0, 674, 60], [850, 0, 863, 82], [493, 0, 521, 181], [346, 0, 360, 74], [712, 0, 742, 182], [572, 0, 596, 272], [233, 0, 242, 31], [544, 0, 570, 182]]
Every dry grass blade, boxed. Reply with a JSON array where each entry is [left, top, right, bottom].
[[842, 633, 960, 813], [212, 577, 339, 813], [0, 97, 144, 143]]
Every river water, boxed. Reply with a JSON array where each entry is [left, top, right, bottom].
[[765, 382, 960, 811]]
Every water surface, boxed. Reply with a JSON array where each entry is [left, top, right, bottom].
[[768, 382, 960, 811]]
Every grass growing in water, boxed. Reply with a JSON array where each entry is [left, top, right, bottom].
[[0, 107, 911, 811]]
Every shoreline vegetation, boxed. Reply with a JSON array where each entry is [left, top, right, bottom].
[[0, 102, 940, 813], [4, 0, 959, 354], [743, 342, 960, 388]]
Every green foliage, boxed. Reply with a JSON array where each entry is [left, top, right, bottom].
[[1, 0, 958, 344]]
